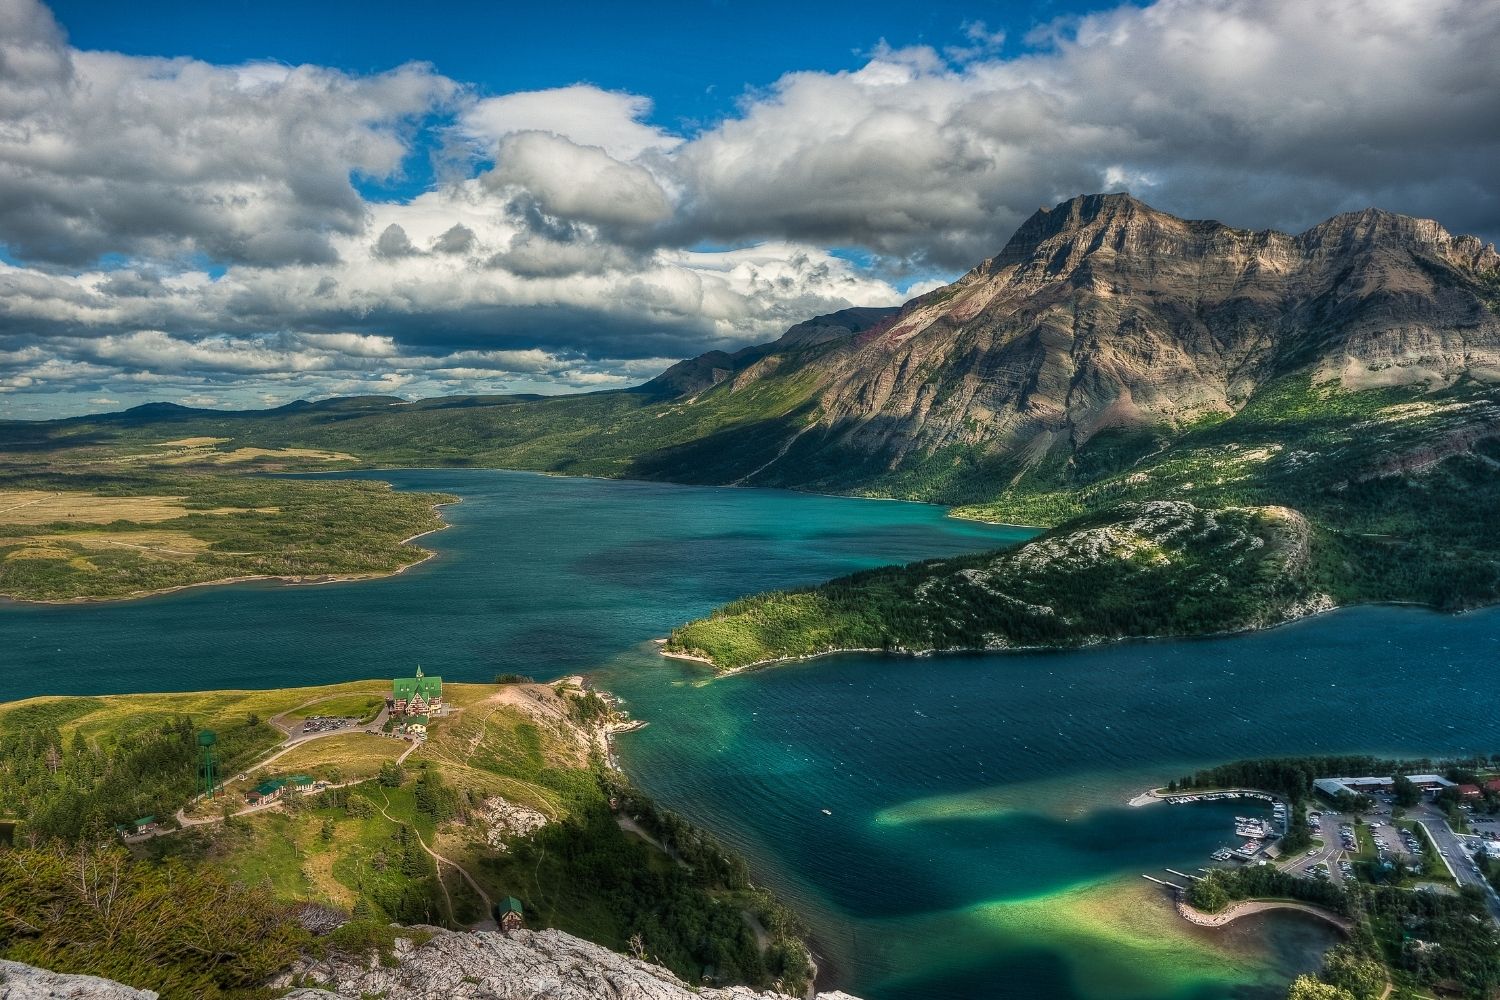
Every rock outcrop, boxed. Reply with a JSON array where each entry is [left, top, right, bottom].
[[1, 927, 862, 1000], [0, 960, 158, 999], [274, 926, 859, 1000]]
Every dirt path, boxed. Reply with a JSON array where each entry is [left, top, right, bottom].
[[376, 788, 492, 927], [0, 493, 59, 516]]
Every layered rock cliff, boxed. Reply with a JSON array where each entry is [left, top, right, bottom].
[[648, 194, 1500, 494]]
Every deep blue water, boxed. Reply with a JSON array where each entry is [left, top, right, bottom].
[[0, 470, 1030, 698], [4, 469, 1498, 1000]]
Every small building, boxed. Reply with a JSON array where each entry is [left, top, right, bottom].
[[1485, 779, 1500, 794], [391, 666, 443, 718], [497, 896, 525, 933], [115, 816, 157, 839], [287, 774, 315, 793], [1458, 784, 1483, 800], [252, 778, 288, 802], [403, 715, 429, 739]]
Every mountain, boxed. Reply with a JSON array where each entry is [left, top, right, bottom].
[[7, 194, 1500, 622], [639, 193, 1500, 498]]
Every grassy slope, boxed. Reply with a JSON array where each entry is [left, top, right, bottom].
[[0, 680, 812, 993], [0, 470, 453, 602]]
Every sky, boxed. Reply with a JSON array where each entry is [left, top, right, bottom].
[[2, 0, 1498, 418]]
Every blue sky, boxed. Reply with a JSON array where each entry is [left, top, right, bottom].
[[3, 0, 1497, 418], [49, 0, 1100, 203]]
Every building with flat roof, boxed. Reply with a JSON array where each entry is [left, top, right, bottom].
[[1312, 775, 1455, 799]]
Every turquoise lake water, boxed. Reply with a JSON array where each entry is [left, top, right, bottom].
[[4, 468, 1499, 1000]]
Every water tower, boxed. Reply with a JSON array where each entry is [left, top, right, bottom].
[[197, 730, 218, 797]]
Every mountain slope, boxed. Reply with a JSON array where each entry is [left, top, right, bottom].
[[672, 194, 1500, 499], [5, 193, 1500, 624]]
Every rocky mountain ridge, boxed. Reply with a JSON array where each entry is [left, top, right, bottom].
[[646, 194, 1500, 495]]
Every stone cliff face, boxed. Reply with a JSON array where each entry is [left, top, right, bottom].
[[0, 929, 863, 1000], [276, 927, 858, 1000], [666, 194, 1500, 489]]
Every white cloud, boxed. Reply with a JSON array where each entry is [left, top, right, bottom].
[[0, 1, 459, 266], [484, 131, 673, 232], [2, 0, 1498, 417], [460, 84, 679, 160]]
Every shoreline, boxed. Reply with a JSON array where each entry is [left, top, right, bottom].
[[655, 598, 1366, 676], [0, 497, 458, 607], [1176, 897, 1353, 934]]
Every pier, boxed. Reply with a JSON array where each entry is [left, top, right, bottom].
[[1141, 874, 1185, 890]]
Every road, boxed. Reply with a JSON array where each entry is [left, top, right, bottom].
[[1417, 815, 1500, 923], [144, 706, 421, 836]]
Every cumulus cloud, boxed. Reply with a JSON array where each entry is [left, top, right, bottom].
[[667, 0, 1500, 266], [460, 84, 679, 160], [0, 0, 458, 267], [1, 0, 1498, 416], [484, 131, 673, 234]]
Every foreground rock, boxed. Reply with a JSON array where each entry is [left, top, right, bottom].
[[0, 960, 157, 999], [276, 926, 859, 1000]]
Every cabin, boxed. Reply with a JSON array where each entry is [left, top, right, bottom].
[[248, 774, 313, 804], [497, 896, 525, 933], [404, 715, 429, 740], [391, 666, 443, 718], [251, 778, 287, 803], [116, 815, 157, 839]]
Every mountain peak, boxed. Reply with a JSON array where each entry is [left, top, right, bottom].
[[987, 192, 1168, 270]]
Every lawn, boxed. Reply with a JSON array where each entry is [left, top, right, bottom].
[[283, 692, 387, 724], [253, 732, 405, 783]]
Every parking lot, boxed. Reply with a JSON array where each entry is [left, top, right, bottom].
[[299, 714, 360, 735]]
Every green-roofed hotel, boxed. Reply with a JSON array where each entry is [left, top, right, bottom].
[[391, 665, 442, 718]]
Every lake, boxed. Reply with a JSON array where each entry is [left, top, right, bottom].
[[4, 468, 1498, 1000]]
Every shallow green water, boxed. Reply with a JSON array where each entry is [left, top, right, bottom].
[[3, 469, 1497, 1000], [601, 604, 1500, 999]]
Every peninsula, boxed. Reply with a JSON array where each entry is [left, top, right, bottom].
[[0, 676, 816, 997]]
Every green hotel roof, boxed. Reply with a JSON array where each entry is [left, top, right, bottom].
[[392, 675, 443, 701]]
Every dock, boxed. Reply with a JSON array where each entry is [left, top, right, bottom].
[[1141, 874, 1185, 890], [1164, 868, 1201, 881]]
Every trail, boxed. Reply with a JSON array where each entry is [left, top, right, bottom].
[[0, 493, 59, 516], [377, 788, 493, 927]]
